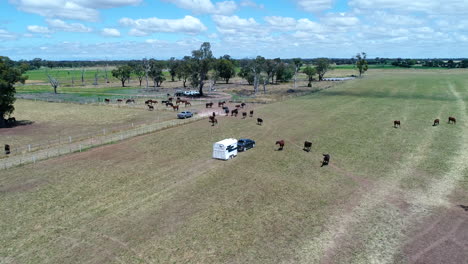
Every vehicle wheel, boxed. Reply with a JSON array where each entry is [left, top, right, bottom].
[[252, 144, 255, 148]]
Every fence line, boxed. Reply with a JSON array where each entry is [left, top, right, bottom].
[[0, 116, 206, 170]]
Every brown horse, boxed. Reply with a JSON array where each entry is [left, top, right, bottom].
[[176, 99, 182, 105], [172, 105, 179, 111], [433, 119, 440, 126], [209, 116, 217, 126], [242, 112, 247, 118], [276, 140, 285, 151], [185, 101, 191, 107], [206, 102, 213, 108], [321, 154, 330, 167], [148, 105, 154, 111], [231, 109, 238, 117], [394, 120, 401, 128], [257, 118, 263, 125], [448, 116, 456, 124], [249, 110, 254, 117], [304, 141, 312, 152]]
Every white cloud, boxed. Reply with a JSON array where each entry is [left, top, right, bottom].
[[322, 13, 360, 27], [101, 28, 121, 37], [212, 15, 262, 36], [27, 25, 52, 34], [295, 0, 334, 13], [46, 19, 92, 32], [370, 11, 425, 26], [10, 0, 142, 21], [264, 16, 297, 31], [162, 0, 237, 15], [120, 16, 207, 35], [0, 29, 17, 40], [350, 0, 468, 16], [240, 0, 264, 9]]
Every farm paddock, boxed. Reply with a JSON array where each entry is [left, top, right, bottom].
[[1, 70, 468, 263]]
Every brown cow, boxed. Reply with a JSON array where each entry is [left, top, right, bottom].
[[117, 99, 123, 103], [104, 98, 110, 103], [394, 120, 401, 128], [242, 112, 247, 118], [218, 101, 225, 107], [231, 109, 238, 117], [433, 119, 440, 126], [276, 140, 285, 151], [249, 110, 254, 117], [206, 102, 213, 108], [241, 102, 246, 108], [235, 104, 241, 108], [172, 105, 179, 111], [448, 116, 456, 124]]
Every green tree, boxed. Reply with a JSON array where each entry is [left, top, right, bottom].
[[148, 60, 165, 87], [112, 65, 132, 87], [355, 52, 368, 77], [214, 58, 236, 84], [1, 56, 27, 127], [130, 62, 145, 87], [315, 58, 332, 81], [191, 42, 213, 96], [303, 66, 316, 87], [168, 57, 179, 82], [292, 58, 302, 89], [176, 56, 193, 88]]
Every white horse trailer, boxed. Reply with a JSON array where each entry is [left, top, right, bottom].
[[213, 138, 238, 160]]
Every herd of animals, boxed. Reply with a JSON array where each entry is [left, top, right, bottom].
[[3, 93, 459, 167]]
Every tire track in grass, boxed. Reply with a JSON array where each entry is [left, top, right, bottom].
[[296, 96, 444, 264]]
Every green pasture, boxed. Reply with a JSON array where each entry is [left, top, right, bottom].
[[1, 69, 467, 263]]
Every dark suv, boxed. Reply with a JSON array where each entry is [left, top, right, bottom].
[[237, 139, 255, 152]]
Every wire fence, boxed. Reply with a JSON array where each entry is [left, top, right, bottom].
[[0, 115, 206, 170]]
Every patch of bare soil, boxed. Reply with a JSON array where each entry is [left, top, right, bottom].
[[402, 206, 468, 264]]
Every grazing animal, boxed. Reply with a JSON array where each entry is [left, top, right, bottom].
[[145, 100, 151, 105], [235, 104, 241, 108], [168, 97, 174, 102], [448, 116, 456, 124], [104, 98, 110, 103], [249, 110, 254, 117], [4, 144, 10, 155], [223, 107, 229, 116], [206, 102, 213, 108], [167, 93, 171, 97], [151, 100, 158, 104], [257, 118, 263, 125], [185, 101, 191, 107], [166, 102, 173, 107], [172, 105, 179, 111], [176, 99, 181, 105], [433, 119, 440, 126], [148, 105, 154, 111], [126, 99, 135, 104], [212, 112, 216, 117], [304, 141, 312, 152], [321, 154, 330, 167], [276, 140, 285, 151], [459, 205, 468, 211], [218, 101, 225, 107], [161, 100, 168, 104], [117, 99, 123, 103], [242, 112, 247, 118], [209, 116, 217, 126], [231, 109, 238, 117], [241, 103, 246, 108], [394, 120, 401, 128]]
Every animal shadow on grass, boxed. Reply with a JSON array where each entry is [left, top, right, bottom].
[[1, 120, 34, 129], [459, 205, 468, 212]]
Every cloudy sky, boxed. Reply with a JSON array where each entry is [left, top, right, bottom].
[[1, 0, 467, 60]]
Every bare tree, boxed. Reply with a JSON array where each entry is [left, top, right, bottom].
[[47, 74, 59, 94], [292, 58, 302, 90]]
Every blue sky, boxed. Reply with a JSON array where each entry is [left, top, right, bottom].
[[1, 0, 467, 60]]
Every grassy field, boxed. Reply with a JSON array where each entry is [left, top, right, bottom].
[[1, 69, 467, 263]]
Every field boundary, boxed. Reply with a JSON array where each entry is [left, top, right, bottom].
[[0, 115, 207, 170]]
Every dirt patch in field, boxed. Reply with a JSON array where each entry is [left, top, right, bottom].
[[0, 179, 48, 193], [401, 206, 468, 264]]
